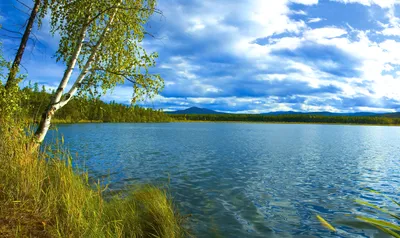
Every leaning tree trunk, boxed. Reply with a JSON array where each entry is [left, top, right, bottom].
[[33, 21, 89, 144], [34, 3, 121, 144], [5, 0, 41, 90]]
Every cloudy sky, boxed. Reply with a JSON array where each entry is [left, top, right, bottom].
[[2, 0, 400, 113]]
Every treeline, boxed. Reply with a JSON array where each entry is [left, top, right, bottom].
[[171, 114, 400, 125], [21, 83, 172, 123]]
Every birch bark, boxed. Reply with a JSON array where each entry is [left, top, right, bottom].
[[34, 3, 121, 144]]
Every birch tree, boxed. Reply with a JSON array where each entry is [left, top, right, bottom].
[[34, 0, 163, 143]]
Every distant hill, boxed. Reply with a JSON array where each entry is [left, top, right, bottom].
[[167, 106, 224, 115], [382, 112, 400, 118], [167, 107, 399, 117]]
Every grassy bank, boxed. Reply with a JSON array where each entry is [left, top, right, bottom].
[[0, 126, 185, 237]]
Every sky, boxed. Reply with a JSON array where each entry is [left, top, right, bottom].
[[2, 0, 400, 113]]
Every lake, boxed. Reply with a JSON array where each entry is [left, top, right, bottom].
[[47, 123, 400, 237]]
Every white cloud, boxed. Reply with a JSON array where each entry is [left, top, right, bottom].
[[379, 5, 400, 36], [291, 0, 319, 5], [246, 1, 306, 38], [186, 19, 205, 33], [304, 27, 347, 40], [355, 107, 396, 112], [313, 31, 400, 100], [290, 10, 308, 15], [331, 0, 400, 8], [308, 18, 325, 23], [161, 56, 199, 80], [382, 27, 400, 35]]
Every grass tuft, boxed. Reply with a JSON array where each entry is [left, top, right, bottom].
[[0, 125, 186, 237]]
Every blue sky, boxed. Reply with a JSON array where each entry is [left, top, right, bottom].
[[2, 0, 400, 113]]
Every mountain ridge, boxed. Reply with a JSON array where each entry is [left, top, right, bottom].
[[167, 106, 225, 115], [167, 107, 398, 117]]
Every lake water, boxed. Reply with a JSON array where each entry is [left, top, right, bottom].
[[47, 123, 400, 237]]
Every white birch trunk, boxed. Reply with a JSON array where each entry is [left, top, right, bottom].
[[34, 3, 121, 144], [34, 20, 88, 143]]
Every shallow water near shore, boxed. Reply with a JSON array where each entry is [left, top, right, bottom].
[[47, 122, 400, 237]]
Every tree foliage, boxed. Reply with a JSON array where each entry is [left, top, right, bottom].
[[50, 0, 162, 102], [0, 39, 28, 127]]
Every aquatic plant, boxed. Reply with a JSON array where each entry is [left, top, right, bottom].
[[316, 190, 400, 237], [355, 190, 400, 238], [316, 215, 336, 232]]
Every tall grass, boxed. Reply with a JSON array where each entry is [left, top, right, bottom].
[[0, 124, 186, 237]]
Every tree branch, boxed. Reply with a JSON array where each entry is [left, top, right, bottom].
[[92, 68, 137, 84], [86, 6, 162, 27], [0, 27, 24, 36], [16, 0, 32, 10], [13, 5, 31, 16]]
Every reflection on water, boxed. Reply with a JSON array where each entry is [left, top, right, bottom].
[[47, 123, 400, 237]]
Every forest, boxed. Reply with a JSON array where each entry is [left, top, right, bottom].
[[21, 83, 172, 123], [171, 113, 400, 125]]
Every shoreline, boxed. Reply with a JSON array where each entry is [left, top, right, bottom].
[[49, 119, 400, 127], [171, 120, 400, 127]]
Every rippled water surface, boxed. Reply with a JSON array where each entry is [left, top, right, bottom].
[[48, 123, 400, 237]]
